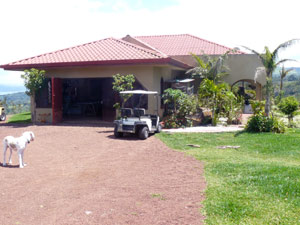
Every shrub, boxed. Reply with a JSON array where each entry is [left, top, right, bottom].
[[245, 114, 285, 133], [162, 89, 196, 128], [112, 74, 135, 108], [162, 114, 190, 129], [198, 79, 243, 126], [250, 100, 265, 115], [278, 96, 299, 127]]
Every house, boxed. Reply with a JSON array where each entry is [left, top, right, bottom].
[[0, 34, 264, 124]]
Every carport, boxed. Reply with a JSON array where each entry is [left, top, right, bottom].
[[51, 77, 116, 124]]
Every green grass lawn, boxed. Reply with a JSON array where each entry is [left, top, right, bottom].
[[157, 130, 300, 225], [7, 112, 32, 123]]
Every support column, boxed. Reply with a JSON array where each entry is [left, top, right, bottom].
[[52, 78, 63, 124]]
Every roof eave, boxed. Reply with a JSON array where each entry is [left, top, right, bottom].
[[0, 58, 191, 71]]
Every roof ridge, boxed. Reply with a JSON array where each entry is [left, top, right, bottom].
[[135, 34, 244, 54], [126, 36, 169, 57], [135, 34, 188, 38], [186, 34, 244, 54], [112, 38, 166, 59]]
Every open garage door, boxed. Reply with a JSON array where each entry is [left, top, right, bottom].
[[62, 78, 116, 122]]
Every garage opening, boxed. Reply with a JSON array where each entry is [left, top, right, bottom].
[[36, 77, 148, 124], [62, 78, 116, 122]]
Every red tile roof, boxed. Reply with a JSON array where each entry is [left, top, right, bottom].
[[1, 37, 189, 70], [134, 34, 244, 56], [0, 34, 243, 70]]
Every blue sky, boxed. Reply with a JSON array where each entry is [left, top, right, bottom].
[[0, 0, 299, 87]]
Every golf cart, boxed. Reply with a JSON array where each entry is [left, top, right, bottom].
[[0, 106, 6, 121], [114, 90, 162, 140]]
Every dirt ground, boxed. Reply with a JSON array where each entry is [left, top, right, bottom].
[[0, 122, 205, 225]]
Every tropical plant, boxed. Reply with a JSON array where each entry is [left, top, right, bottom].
[[162, 88, 196, 128], [250, 100, 265, 115], [279, 66, 294, 91], [242, 39, 299, 116], [21, 68, 46, 121], [198, 79, 236, 125], [245, 114, 285, 133], [176, 92, 197, 124], [186, 51, 232, 83], [278, 96, 299, 127], [162, 89, 185, 114], [222, 91, 244, 124], [112, 74, 135, 108], [21, 68, 46, 96], [275, 90, 285, 105]]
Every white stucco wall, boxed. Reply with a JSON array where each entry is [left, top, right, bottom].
[[225, 54, 265, 86], [172, 54, 265, 86]]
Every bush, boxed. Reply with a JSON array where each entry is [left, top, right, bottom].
[[278, 96, 299, 127], [162, 114, 193, 128], [245, 114, 285, 133], [250, 100, 265, 115], [162, 89, 196, 128]]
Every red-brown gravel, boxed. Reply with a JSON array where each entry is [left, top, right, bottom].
[[0, 123, 205, 224]]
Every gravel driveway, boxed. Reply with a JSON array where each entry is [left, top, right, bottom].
[[0, 123, 205, 225]]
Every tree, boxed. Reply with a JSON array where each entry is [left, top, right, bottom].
[[21, 68, 46, 122], [279, 66, 293, 91], [242, 39, 299, 116], [21, 68, 46, 96], [112, 74, 135, 108], [186, 51, 232, 83], [278, 96, 299, 127]]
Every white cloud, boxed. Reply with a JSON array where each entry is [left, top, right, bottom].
[[0, 0, 299, 86]]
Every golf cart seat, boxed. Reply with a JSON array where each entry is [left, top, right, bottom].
[[133, 108, 146, 117], [121, 108, 133, 117]]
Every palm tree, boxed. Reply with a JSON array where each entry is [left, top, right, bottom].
[[243, 39, 299, 116], [198, 79, 231, 125], [279, 66, 293, 91], [186, 51, 231, 83]]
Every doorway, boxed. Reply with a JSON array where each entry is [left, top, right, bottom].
[[62, 78, 116, 121]]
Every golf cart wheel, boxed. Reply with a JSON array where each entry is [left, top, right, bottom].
[[156, 124, 162, 133], [0, 113, 6, 121], [114, 125, 123, 138], [139, 127, 149, 140]]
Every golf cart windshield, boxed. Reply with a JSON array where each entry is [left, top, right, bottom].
[[120, 90, 158, 95], [120, 90, 159, 115]]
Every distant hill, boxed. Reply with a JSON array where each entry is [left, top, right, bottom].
[[273, 67, 300, 77], [291, 67, 300, 74], [0, 92, 30, 115], [273, 67, 300, 100]]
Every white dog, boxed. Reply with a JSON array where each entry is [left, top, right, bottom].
[[3, 131, 35, 168]]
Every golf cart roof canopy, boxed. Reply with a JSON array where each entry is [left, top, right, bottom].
[[120, 90, 158, 95]]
